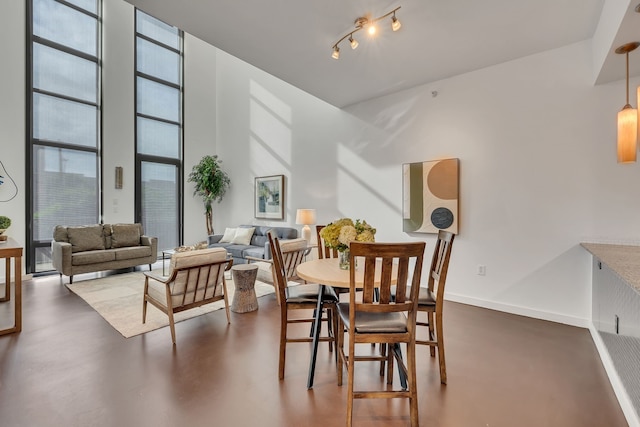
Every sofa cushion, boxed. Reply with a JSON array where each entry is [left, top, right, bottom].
[[53, 225, 70, 243], [72, 249, 116, 266], [232, 227, 255, 245], [219, 227, 236, 243], [225, 244, 251, 259], [111, 224, 141, 248], [114, 245, 152, 261], [243, 246, 265, 259], [67, 225, 106, 253]]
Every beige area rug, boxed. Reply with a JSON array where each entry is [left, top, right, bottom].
[[66, 271, 274, 338]]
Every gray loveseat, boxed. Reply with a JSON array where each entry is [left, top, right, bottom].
[[52, 223, 158, 284], [207, 225, 297, 264]]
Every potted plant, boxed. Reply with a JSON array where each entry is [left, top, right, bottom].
[[188, 155, 231, 236], [0, 216, 11, 242]]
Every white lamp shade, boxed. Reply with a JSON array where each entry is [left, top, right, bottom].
[[618, 106, 637, 163], [295, 209, 316, 225]]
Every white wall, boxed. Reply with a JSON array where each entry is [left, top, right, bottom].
[[215, 40, 640, 327]]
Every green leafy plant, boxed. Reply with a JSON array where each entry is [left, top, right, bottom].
[[0, 216, 10, 230], [187, 155, 231, 235]]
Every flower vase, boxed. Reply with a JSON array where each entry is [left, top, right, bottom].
[[339, 249, 350, 270]]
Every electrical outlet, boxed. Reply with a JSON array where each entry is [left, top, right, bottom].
[[477, 265, 486, 276]]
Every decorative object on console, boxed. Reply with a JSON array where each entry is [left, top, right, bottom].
[[319, 218, 376, 269], [0, 215, 11, 242], [331, 6, 401, 60], [403, 158, 459, 234], [255, 175, 285, 219], [295, 209, 316, 243], [188, 155, 231, 235], [615, 42, 640, 163]]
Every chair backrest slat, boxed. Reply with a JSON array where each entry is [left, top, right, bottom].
[[428, 230, 455, 304], [349, 242, 426, 319]]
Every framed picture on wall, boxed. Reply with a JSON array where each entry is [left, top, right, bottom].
[[402, 158, 459, 234], [255, 175, 285, 219]]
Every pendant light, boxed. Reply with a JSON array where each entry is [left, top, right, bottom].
[[615, 42, 639, 163]]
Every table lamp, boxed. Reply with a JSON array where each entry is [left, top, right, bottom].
[[295, 209, 316, 243]]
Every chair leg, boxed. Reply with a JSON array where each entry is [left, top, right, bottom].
[[427, 311, 436, 357], [336, 317, 344, 386], [279, 308, 288, 380], [167, 310, 177, 345], [436, 309, 447, 384], [142, 277, 149, 323], [222, 278, 231, 324], [346, 332, 356, 427], [407, 340, 419, 427]]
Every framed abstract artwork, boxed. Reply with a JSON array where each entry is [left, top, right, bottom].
[[255, 175, 285, 219], [402, 158, 459, 234]]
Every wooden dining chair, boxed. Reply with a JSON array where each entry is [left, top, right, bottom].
[[142, 247, 233, 345], [391, 229, 455, 385], [416, 229, 455, 384], [268, 232, 339, 381], [316, 225, 338, 259], [336, 241, 425, 427]]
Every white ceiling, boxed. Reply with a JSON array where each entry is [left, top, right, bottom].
[[123, 0, 640, 108]]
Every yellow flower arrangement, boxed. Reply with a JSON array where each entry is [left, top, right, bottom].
[[320, 218, 376, 252]]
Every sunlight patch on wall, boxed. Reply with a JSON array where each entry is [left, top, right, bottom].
[[249, 81, 292, 166], [336, 143, 400, 229]]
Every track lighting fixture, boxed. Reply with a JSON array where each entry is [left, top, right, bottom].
[[331, 6, 402, 59]]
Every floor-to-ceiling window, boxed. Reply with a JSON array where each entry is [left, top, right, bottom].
[[134, 10, 183, 252], [27, 0, 101, 273]]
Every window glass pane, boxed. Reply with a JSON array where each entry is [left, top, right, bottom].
[[33, 43, 97, 102], [136, 10, 180, 50], [65, 0, 97, 14], [137, 77, 180, 122], [34, 0, 97, 56], [33, 145, 98, 241], [137, 117, 180, 158], [34, 93, 97, 147], [35, 247, 53, 273], [142, 162, 178, 251], [137, 38, 180, 84]]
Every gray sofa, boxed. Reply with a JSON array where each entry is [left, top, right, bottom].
[[207, 225, 298, 264], [52, 223, 158, 284]]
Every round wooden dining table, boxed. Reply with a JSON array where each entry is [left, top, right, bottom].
[[295, 258, 399, 388]]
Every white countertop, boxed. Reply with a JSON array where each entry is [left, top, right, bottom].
[[581, 243, 640, 292]]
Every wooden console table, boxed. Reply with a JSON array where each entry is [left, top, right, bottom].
[[0, 238, 23, 335]]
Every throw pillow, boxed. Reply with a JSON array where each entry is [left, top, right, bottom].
[[219, 227, 236, 243], [111, 224, 141, 248], [67, 225, 105, 253], [232, 227, 255, 245]]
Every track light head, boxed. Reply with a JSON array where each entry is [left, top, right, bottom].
[[349, 34, 358, 49], [331, 46, 340, 59], [392, 13, 401, 31]]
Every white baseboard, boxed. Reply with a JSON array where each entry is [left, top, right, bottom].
[[445, 293, 591, 328], [588, 326, 640, 427]]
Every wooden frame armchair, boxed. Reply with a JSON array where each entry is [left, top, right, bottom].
[[336, 241, 425, 427], [142, 247, 233, 345]]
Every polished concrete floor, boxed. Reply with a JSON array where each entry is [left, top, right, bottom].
[[0, 270, 629, 427]]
